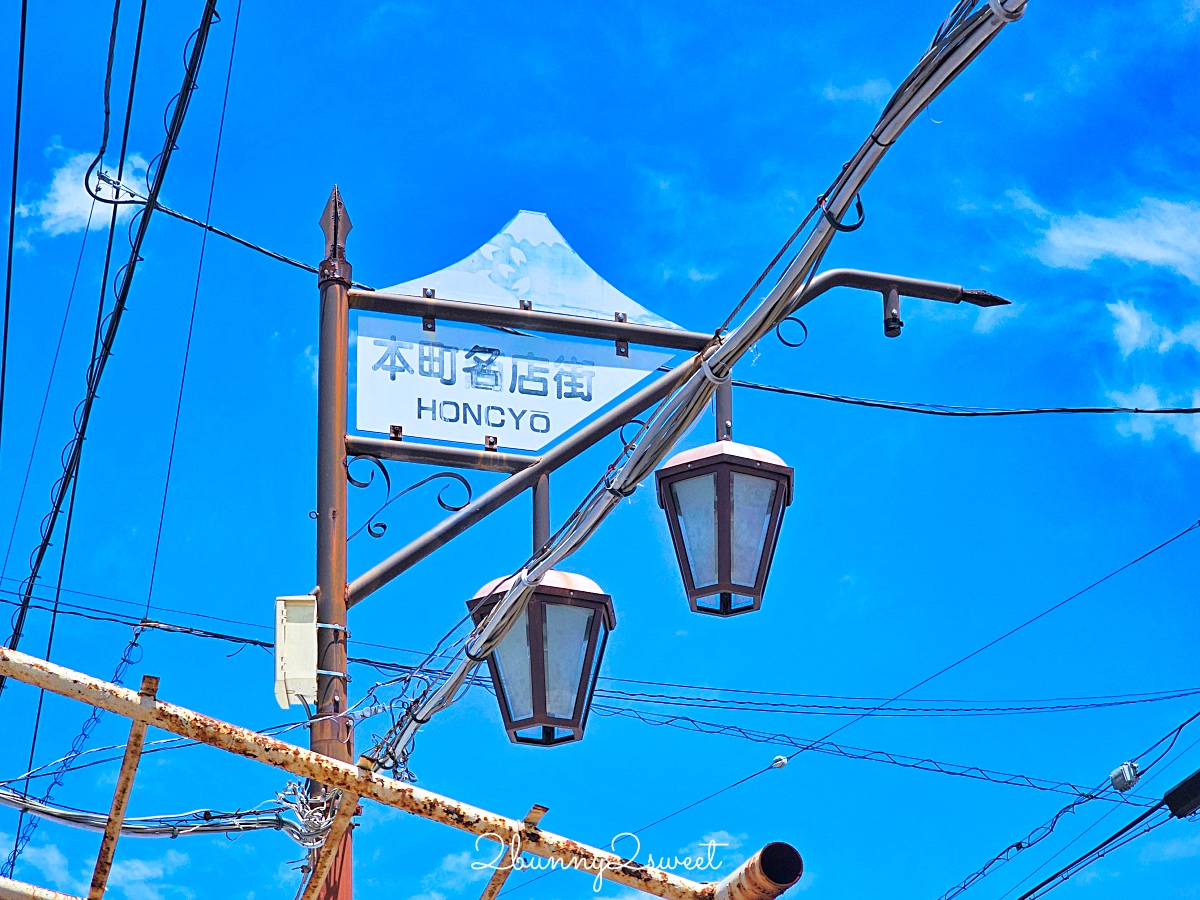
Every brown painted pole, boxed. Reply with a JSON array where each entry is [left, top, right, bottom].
[[87, 675, 157, 899], [315, 186, 353, 900]]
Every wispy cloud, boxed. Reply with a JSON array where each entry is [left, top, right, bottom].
[[1106, 300, 1200, 357], [108, 849, 191, 900], [19, 839, 88, 896], [1108, 385, 1200, 451], [822, 78, 892, 107], [407, 847, 491, 900], [1030, 197, 1200, 285], [17, 149, 146, 237]]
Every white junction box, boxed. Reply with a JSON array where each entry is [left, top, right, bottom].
[[274, 595, 318, 709]]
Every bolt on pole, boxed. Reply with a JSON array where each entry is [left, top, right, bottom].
[[315, 186, 353, 900]]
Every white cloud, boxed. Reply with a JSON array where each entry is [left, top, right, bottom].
[[1032, 198, 1200, 285], [17, 150, 146, 237], [20, 840, 87, 896], [686, 268, 716, 282], [407, 848, 491, 899], [1186, 0, 1200, 22], [108, 849, 191, 900], [974, 302, 1021, 334], [1108, 385, 1200, 451], [822, 78, 893, 107], [1106, 300, 1200, 356]]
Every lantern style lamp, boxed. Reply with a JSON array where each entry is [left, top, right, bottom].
[[467, 570, 615, 746], [655, 440, 794, 616]]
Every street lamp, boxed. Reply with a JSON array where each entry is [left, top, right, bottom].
[[467, 570, 616, 746], [655, 440, 794, 616]]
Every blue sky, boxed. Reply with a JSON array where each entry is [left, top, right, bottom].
[[1, 1, 1199, 899]]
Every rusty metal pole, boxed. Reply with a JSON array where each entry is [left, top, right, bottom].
[[0, 646, 803, 900], [315, 186, 353, 900], [87, 676, 157, 899]]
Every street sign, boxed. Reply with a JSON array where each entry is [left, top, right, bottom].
[[354, 315, 676, 452]]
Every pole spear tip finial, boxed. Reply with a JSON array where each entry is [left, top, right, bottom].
[[319, 185, 352, 260]]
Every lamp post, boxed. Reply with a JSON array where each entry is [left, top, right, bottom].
[[467, 571, 615, 745]]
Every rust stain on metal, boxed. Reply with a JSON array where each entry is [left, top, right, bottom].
[[87, 675, 156, 900], [0, 648, 802, 900], [299, 789, 359, 900]]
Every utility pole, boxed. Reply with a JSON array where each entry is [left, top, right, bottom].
[[314, 186, 353, 900]]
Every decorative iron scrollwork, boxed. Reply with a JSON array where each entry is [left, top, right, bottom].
[[345, 455, 472, 540]]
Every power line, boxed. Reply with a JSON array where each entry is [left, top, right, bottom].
[[996, 733, 1200, 900], [1011, 804, 1172, 900], [601, 518, 1200, 841], [3, 0, 150, 873], [936, 710, 1200, 900], [0, 0, 29, 466], [590, 705, 1158, 806], [733, 381, 1200, 417]]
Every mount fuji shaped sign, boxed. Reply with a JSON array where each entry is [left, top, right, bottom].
[[354, 212, 685, 453]]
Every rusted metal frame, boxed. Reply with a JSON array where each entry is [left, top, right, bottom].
[[346, 435, 537, 474], [347, 290, 713, 352], [346, 361, 695, 606], [0, 647, 802, 900], [0, 875, 84, 900], [478, 805, 548, 900], [299, 779, 363, 900], [87, 675, 158, 900]]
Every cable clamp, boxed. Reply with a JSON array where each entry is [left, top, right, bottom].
[[819, 194, 865, 233], [317, 623, 350, 637], [700, 356, 730, 387], [316, 669, 351, 683], [987, 0, 1025, 21], [517, 567, 543, 590]]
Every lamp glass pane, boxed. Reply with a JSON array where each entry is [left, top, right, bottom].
[[493, 608, 533, 720], [671, 473, 718, 587], [543, 603, 595, 718], [731, 472, 777, 587]]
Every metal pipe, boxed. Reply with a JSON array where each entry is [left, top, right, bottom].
[[344, 267, 1004, 608], [715, 378, 732, 441], [714, 843, 803, 900], [0, 877, 83, 900], [346, 362, 694, 606], [348, 290, 712, 352], [533, 474, 550, 554], [299, 786, 360, 900], [88, 676, 156, 900], [345, 435, 537, 474], [0, 647, 801, 900]]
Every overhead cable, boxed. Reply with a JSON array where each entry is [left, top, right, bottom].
[[0, 0, 29, 464], [620, 515, 1199, 836], [935, 710, 1200, 900], [733, 381, 1200, 417]]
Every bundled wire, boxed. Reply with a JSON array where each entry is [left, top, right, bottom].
[[366, 0, 1028, 776]]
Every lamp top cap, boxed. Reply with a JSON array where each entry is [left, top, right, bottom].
[[319, 185, 352, 259], [472, 569, 606, 600], [661, 440, 788, 471]]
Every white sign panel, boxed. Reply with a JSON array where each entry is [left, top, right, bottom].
[[355, 315, 677, 452]]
